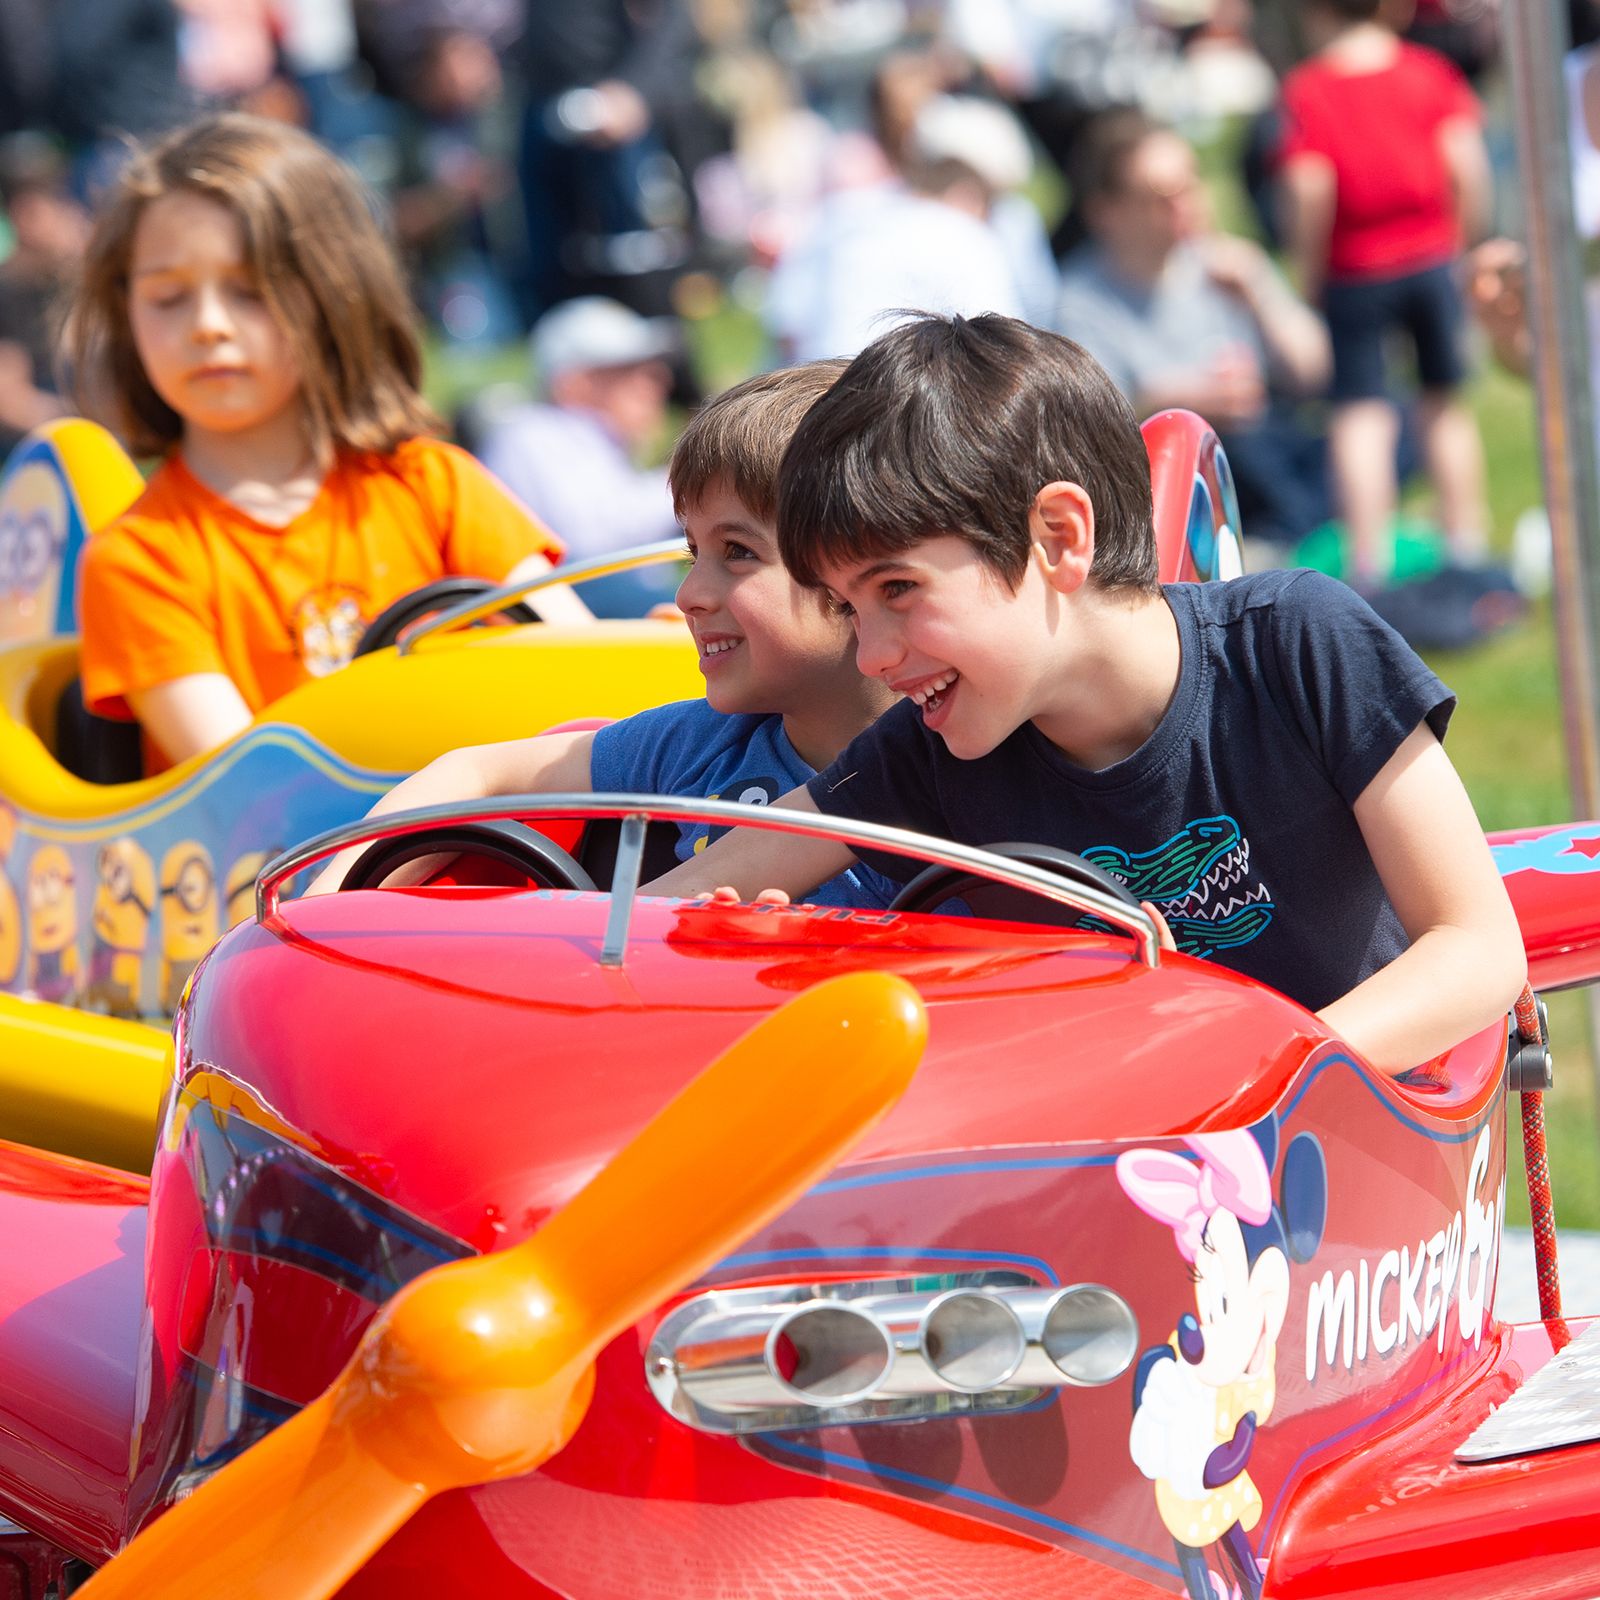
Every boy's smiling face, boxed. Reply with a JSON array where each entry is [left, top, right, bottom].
[[823, 533, 1066, 761], [676, 481, 865, 723]]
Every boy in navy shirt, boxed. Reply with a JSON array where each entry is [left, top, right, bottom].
[[313, 361, 897, 907], [649, 314, 1525, 1076]]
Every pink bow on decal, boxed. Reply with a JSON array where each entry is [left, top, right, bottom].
[[1114, 1131, 1272, 1261]]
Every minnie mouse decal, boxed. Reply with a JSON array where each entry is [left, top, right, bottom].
[[1116, 1120, 1326, 1600]]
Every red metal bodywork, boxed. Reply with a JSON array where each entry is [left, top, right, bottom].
[[1491, 819, 1600, 988], [0, 390, 1590, 1591], [0, 864, 1588, 1598], [0, 1145, 145, 1565]]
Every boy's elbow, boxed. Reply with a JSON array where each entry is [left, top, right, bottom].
[[1493, 920, 1529, 1011], [1473, 897, 1528, 1016]]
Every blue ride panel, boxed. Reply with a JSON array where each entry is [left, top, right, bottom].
[[0, 725, 397, 1019]]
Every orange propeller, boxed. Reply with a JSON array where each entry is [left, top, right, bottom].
[[78, 971, 928, 1599]]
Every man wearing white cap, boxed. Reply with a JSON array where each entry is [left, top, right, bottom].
[[477, 296, 682, 614]]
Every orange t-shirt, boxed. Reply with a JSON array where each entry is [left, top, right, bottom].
[[79, 437, 563, 723]]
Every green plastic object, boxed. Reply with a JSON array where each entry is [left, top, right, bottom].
[[1292, 516, 1447, 583]]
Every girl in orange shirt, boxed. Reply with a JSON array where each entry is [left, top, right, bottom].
[[67, 113, 589, 770]]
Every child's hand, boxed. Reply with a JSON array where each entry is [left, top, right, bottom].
[[694, 886, 792, 906], [1141, 901, 1178, 953], [1465, 238, 1531, 377]]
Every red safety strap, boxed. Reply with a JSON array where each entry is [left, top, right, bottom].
[[1514, 984, 1565, 1335]]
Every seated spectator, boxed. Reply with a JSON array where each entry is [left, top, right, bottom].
[[1465, 239, 1532, 379], [0, 137, 85, 462], [764, 93, 1027, 362], [1057, 110, 1333, 551], [477, 296, 683, 616]]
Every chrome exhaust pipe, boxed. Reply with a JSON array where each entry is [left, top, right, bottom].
[[865, 1289, 1027, 1395], [664, 1281, 1136, 1423], [1006, 1284, 1140, 1388], [674, 1300, 893, 1415]]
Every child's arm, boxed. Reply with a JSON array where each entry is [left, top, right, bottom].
[[644, 786, 859, 903], [130, 675, 253, 768], [305, 728, 597, 895], [504, 551, 595, 624], [1278, 157, 1336, 306], [1315, 724, 1526, 1075]]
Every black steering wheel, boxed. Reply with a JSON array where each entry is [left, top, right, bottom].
[[353, 578, 541, 658], [339, 820, 597, 892], [887, 842, 1143, 928]]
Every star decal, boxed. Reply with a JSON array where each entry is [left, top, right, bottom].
[[1562, 835, 1600, 860]]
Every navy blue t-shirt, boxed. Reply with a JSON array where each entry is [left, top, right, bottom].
[[591, 698, 897, 909], [806, 570, 1453, 1011]]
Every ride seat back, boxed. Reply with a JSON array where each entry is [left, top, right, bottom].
[[1141, 410, 1244, 584], [0, 420, 144, 646], [55, 678, 143, 785]]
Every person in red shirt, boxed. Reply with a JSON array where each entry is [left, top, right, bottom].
[[1277, 0, 1492, 586]]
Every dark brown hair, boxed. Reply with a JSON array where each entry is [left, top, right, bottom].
[[778, 314, 1157, 593], [1312, 0, 1385, 18], [66, 113, 439, 459], [668, 358, 848, 522], [1072, 107, 1167, 208]]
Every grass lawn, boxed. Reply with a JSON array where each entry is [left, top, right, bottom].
[[1430, 364, 1600, 1230], [425, 307, 1600, 1230]]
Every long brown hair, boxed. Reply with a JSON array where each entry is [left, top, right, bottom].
[[66, 113, 439, 459]]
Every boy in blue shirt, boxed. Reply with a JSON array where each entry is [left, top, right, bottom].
[[649, 314, 1526, 1076], [314, 361, 897, 907]]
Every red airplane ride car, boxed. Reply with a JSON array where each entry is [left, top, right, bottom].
[[0, 415, 1588, 1600]]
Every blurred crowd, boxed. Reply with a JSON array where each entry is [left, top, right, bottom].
[[0, 0, 1535, 636]]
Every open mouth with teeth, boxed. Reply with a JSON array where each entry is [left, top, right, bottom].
[[908, 671, 959, 715], [698, 637, 742, 660]]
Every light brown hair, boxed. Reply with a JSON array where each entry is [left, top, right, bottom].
[[668, 359, 848, 523], [66, 113, 439, 459]]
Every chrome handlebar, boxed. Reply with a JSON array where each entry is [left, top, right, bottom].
[[395, 538, 687, 655], [255, 793, 1162, 968]]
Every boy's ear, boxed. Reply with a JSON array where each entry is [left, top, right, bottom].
[[1029, 481, 1095, 596]]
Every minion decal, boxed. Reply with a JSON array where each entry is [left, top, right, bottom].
[[224, 849, 277, 930], [159, 842, 219, 1013], [0, 458, 68, 643], [26, 844, 79, 1003], [0, 420, 143, 644], [0, 803, 20, 986], [0, 711, 402, 1014], [86, 837, 155, 1017]]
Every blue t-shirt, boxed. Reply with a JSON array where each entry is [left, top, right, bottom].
[[590, 698, 898, 909], [806, 570, 1454, 1012]]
